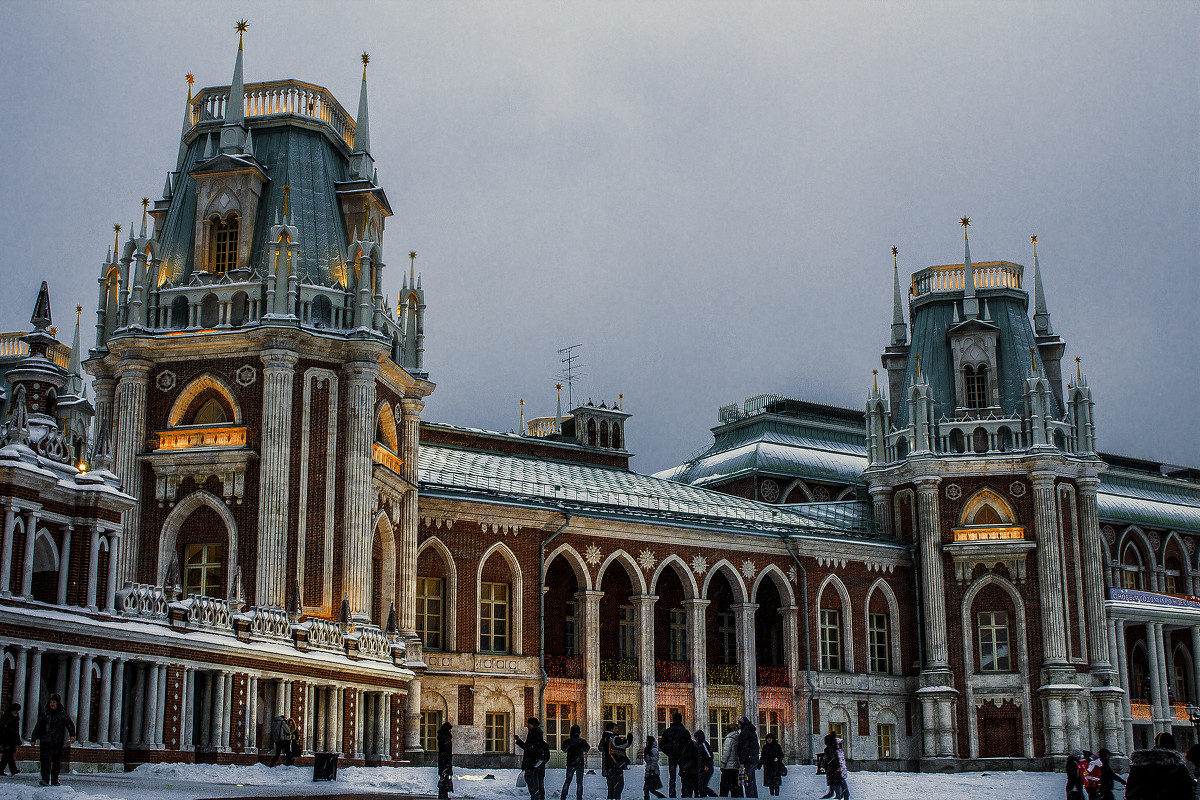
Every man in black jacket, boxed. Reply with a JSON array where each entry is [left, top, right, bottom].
[[1125, 731, 1194, 800], [560, 724, 590, 800], [0, 703, 21, 776], [659, 713, 691, 797], [602, 722, 633, 799], [516, 717, 550, 800], [437, 721, 454, 799], [31, 694, 75, 787], [734, 717, 759, 799]]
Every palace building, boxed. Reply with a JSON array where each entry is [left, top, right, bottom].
[[0, 31, 1197, 774]]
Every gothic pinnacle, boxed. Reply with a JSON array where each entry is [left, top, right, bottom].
[[890, 245, 906, 346], [960, 215, 978, 319], [1032, 234, 1054, 336]]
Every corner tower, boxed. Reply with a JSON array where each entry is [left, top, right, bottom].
[[863, 223, 1118, 769]]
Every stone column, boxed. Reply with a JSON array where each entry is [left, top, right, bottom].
[[733, 602, 760, 726], [914, 478, 948, 666], [1077, 477, 1111, 667], [382, 694, 392, 759], [780, 605, 805, 761], [1031, 471, 1068, 664], [155, 665, 168, 747], [398, 397, 424, 637], [686, 598, 710, 733], [635, 594, 658, 742], [105, 533, 120, 612], [405, 678, 423, 753], [86, 525, 100, 610], [56, 525, 73, 605], [25, 648, 43, 739], [222, 673, 234, 750], [78, 655, 93, 744], [1113, 621, 1133, 754], [213, 671, 228, 751], [257, 348, 299, 608], [1159, 624, 1174, 729], [11, 646, 27, 739], [66, 654, 82, 724], [247, 676, 258, 752], [1045, 695, 1065, 755], [143, 664, 159, 748], [110, 659, 125, 747], [0, 505, 15, 595], [112, 358, 151, 586], [19, 508, 41, 598], [182, 668, 194, 750], [580, 590, 604, 751], [869, 486, 893, 537], [1146, 622, 1164, 732], [96, 657, 113, 746], [343, 361, 378, 622]]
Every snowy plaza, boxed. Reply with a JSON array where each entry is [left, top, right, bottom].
[[0, 764, 1065, 800]]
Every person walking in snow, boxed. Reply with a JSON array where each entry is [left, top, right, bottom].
[[818, 733, 839, 799], [735, 717, 760, 798], [644, 736, 666, 800], [516, 717, 551, 800], [677, 727, 699, 797], [833, 736, 850, 800], [1126, 731, 1194, 800], [759, 733, 784, 796], [602, 722, 633, 799], [694, 730, 717, 797], [437, 721, 454, 799], [1096, 748, 1126, 800], [31, 693, 75, 787], [560, 724, 590, 800], [0, 703, 21, 776], [660, 712, 691, 797], [268, 714, 291, 767], [718, 726, 741, 797]]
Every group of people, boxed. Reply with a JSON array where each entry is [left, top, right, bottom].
[[817, 733, 849, 799], [0, 696, 77, 786], [267, 715, 301, 767]]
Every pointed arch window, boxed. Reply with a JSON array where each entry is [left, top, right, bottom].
[[213, 216, 239, 274], [1122, 543, 1147, 591], [192, 397, 230, 426]]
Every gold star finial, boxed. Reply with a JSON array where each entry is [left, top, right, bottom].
[[362, 52, 370, 80], [1031, 234, 1038, 257], [49, 326, 57, 338], [891, 246, 898, 256], [186, 72, 195, 102], [141, 197, 150, 229], [76, 305, 83, 315], [112, 223, 121, 258], [556, 383, 563, 391], [960, 216, 971, 240], [236, 19, 249, 33], [409, 250, 417, 283]]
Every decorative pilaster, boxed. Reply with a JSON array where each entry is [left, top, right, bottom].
[[257, 348, 298, 608], [780, 605, 805, 761], [733, 602, 759, 726], [112, 358, 151, 586], [686, 598, 710, 733], [398, 396, 424, 636], [869, 486, 893, 537], [343, 360, 379, 621], [580, 590, 604, 752], [96, 657, 113, 746], [1076, 477, 1110, 667], [1031, 471, 1068, 664], [914, 478, 948, 666], [109, 659, 125, 747], [405, 677, 423, 753], [24, 648, 42, 739], [634, 594, 658, 742], [78, 655, 93, 745], [56, 525, 73, 605]]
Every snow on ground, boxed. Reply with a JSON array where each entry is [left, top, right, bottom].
[[0, 764, 1074, 800]]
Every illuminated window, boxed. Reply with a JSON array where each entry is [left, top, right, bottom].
[[479, 582, 509, 653], [657, 705, 684, 737], [416, 577, 443, 650], [820, 609, 842, 671], [618, 605, 636, 659], [184, 544, 221, 598], [964, 365, 988, 409], [421, 710, 443, 752], [1122, 544, 1146, 591], [978, 611, 1011, 672], [758, 709, 781, 743], [603, 704, 631, 737], [868, 612, 890, 674], [546, 703, 572, 752], [1166, 557, 1183, 595], [709, 707, 737, 759], [213, 216, 239, 274], [972, 505, 1002, 526], [877, 723, 894, 759], [669, 608, 688, 661], [485, 713, 509, 753]]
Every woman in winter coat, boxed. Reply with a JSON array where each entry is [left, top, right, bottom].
[[735, 717, 760, 798], [644, 736, 666, 800], [759, 734, 784, 796], [437, 722, 454, 799], [1126, 732, 1195, 800], [1065, 750, 1086, 800], [0, 703, 20, 776], [719, 727, 742, 797], [694, 730, 717, 797], [834, 737, 850, 800], [819, 734, 840, 799]]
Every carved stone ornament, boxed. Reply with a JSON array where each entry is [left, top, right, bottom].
[[788, 565, 798, 584], [1149, 531, 1161, 552], [690, 555, 709, 575], [584, 544, 602, 566], [945, 484, 962, 500], [1101, 525, 1116, 546], [759, 479, 780, 503], [235, 364, 257, 387], [1009, 481, 1027, 497], [156, 370, 177, 392], [1186, 537, 1196, 558], [638, 549, 656, 571], [741, 559, 757, 579], [813, 485, 831, 502]]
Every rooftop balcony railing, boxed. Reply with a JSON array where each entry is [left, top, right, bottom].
[[0, 332, 71, 369], [911, 261, 1023, 298], [191, 80, 357, 149]]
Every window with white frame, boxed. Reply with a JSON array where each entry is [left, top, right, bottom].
[[618, 605, 636, 659], [877, 723, 895, 759], [480, 582, 510, 653], [603, 704, 632, 737], [417, 577, 443, 650], [977, 610, 1011, 672], [485, 713, 509, 753], [868, 612, 890, 674], [819, 608, 842, 671], [421, 710, 443, 752], [184, 543, 222, 599]]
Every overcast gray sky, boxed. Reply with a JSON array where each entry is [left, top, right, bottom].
[[0, 1, 1196, 474]]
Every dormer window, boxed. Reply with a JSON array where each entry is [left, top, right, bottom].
[[213, 215, 239, 274], [964, 365, 988, 409]]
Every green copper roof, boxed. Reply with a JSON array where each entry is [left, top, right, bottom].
[[1098, 469, 1200, 533], [898, 291, 1059, 426], [155, 124, 351, 286]]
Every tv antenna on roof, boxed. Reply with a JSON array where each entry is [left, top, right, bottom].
[[558, 344, 584, 409]]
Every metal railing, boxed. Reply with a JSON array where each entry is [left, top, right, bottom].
[[756, 665, 790, 687], [911, 261, 1023, 297], [0, 332, 71, 369], [599, 657, 638, 682], [191, 80, 357, 149], [546, 654, 585, 679], [655, 660, 692, 684]]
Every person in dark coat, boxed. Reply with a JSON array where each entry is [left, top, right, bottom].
[[31, 694, 75, 787], [0, 703, 21, 776], [819, 734, 841, 800], [677, 730, 699, 798], [1096, 748, 1126, 800], [1066, 749, 1086, 800], [644, 736, 666, 800], [437, 721, 454, 799], [601, 722, 633, 799], [734, 717, 759, 799], [268, 714, 293, 767], [660, 713, 692, 798], [694, 730, 717, 797], [1126, 731, 1195, 800], [560, 724, 591, 800], [515, 717, 550, 800], [759, 734, 784, 796]]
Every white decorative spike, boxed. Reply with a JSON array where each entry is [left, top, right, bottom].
[[163, 172, 173, 199], [203, 132, 214, 159], [244, 128, 254, 156]]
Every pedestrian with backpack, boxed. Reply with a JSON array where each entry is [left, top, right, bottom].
[[560, 725, 590, 800], [602, 722, 634, 799]]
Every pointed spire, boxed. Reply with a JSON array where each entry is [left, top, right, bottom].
[[203, 132, 214, 159], [556, 383, 563, 434], [177, 73, 195, 172], [960, 216, 978, 319], [163, 172, 174, 199], [111, 224, 121, 263], [355, 52, 372, 156], [385, 602, 399, 635], [339, 595, 350, 624], [244, 127, 254, 157], [31, 281, 52, 331], [890, 246, 906, 346], [982, 299, 991, 322], [228, 21, 247, 127], [140, 198, 149, 237], [65, 306, 84, 396], [409, 251, 417, 287], [1031, 234, 1053, 336]]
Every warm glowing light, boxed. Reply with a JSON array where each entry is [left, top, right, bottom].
[[78, 462, 87, 473], [952, 527, 1025, 542]]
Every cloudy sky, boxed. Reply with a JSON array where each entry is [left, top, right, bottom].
[[0, 1, 1195, 474]]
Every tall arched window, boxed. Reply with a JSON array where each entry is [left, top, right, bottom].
[[1122, 542, 1147, 591], [213, 216, 239, 274], [964, 365, 988, 409]]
